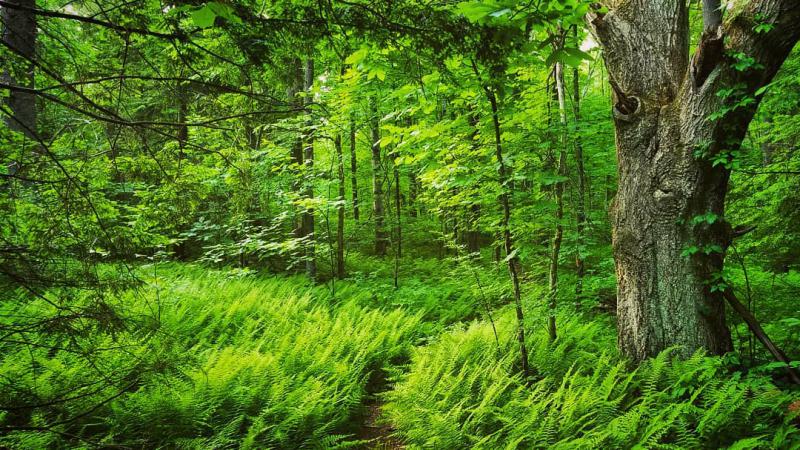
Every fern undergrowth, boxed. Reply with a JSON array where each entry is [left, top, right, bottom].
[[384, 311, 800, 449], [0, 264, 423, 449]]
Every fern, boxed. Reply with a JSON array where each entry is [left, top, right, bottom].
[[385, 310, 800, 449]]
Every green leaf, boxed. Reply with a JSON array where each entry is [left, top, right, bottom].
[[681, 246, 700, 257], [562, 47, 593, 66], [345, 47, 369, 66], [456, 2, 499, 22], [191, 5, 217, 28], [545, 48, 590, 68]]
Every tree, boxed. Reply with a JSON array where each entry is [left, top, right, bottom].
[[548, 53, 568, 343], [287, 58, 305, 240], [586, 0, 800, 361], [1, 0, 37, 139], [472, 59, 529, 378], [349, 116, 360, 221], [370, 96, 388, 257], [302, 58, 316, 280], [334, 133, 346, 279], [570, 26, 588, 311]]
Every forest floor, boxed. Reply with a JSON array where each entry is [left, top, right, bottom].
[[354, 366, 405, 448], [355, 397, 404, 449], [4, 262, 798, 449]]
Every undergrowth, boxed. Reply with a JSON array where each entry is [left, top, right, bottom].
[[0, 264, 423, 449], [385, 311, 800, 449]]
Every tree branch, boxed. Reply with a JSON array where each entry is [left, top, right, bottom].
[[0, 83, 301, 128], [724, 290, 800, 385], [0, 0, 186, 40]]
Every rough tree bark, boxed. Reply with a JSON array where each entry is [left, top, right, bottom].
[[1, 0, 37, 140], [370, 97, 388, 257], [587, 0, 800, 361]]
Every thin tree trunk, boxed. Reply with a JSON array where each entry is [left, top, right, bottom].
[[473, 60, 529, 378], [287, 58, 304, 242], [302, 58, 316, 280], [586, 0, 800, 361], [723, 289, 800, 384], [548, 58, 567, 343], [349, 116, 360, 221], [335, 133, 346, 279], [572, 26, 587, 311], [465, 204, 481, 256], [393, 158, 401, 288], [370, 97, 388, 257], [465, 108, 481, 257], [408, 172, 418, 217], [177, 83, 188, 174], [393, 154, 402, 259]]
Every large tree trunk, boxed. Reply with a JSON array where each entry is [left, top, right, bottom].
[[370, 97, 388, 257], [1, 0, 37, 140], [587, 0, 800, 361]]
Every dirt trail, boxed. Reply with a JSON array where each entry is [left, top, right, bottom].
[[355, 398, 404, 449], [355, 369, 404, 449]]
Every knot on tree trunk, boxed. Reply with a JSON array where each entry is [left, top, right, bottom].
[[610, 78, 640, 121]]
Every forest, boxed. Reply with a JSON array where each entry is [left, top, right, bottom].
[[1, 0, 799, 448]]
